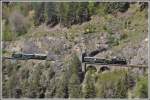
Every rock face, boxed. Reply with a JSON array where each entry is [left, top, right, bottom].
[[3, 31, 148, 73], [130, 39, 148, 65]]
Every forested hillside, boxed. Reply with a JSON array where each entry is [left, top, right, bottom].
[[2, 2, 148, 98]]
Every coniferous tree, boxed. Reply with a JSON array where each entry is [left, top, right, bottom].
[[88, 2, 96, 16], [68, 54, 82, 98], [83, 72, 96, 98], [55, 68, 69, 98], [68, 74, 82, 98], [32, 2, 45, 26], [44, 2, 59, 26]]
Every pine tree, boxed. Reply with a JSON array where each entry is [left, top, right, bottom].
[[44, 2, 58, 26], [55, 71, 69, 98], [83, 72, 96, 98], [68, 54, 82, 98], [32, 2, 46, 26], [88, 2, 96, 16], [68, 73, 82, 98]]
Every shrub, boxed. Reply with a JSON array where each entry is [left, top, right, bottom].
[[107, 34, 119, 47], [105, 3, 130, 14], [2, 21, 13, 41], [84, 24, 96, 34], [134, 75, 148, 98], [95, 70, 129, 98]]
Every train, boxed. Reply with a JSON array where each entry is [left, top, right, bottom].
[[12, 53, 47, 60], [83, 56, 127, 65]]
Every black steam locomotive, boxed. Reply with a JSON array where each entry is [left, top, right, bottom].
[[82, 53, 127, 65]]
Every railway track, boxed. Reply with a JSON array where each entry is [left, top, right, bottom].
[[2, 53, 147, 70]]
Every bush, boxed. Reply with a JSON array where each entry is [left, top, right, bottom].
[[134, 76, 148, 98], [107, 34, 119, 47], [84, 24, 96, 34], [105, 3, 129, 14], [95, 70, 129, 98], [2, 20, 13, 41]]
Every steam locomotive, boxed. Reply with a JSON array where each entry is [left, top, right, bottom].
[[82, 53, 127, 65]]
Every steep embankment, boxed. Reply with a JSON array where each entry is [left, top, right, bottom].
[[2, 3, 148, 98]]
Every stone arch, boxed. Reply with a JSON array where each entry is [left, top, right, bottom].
[[98, 66, 110, 73], [86, 65, 97, 72]]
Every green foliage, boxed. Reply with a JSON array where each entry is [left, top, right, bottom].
[[2, 2, 148, 98], [56, 2, 90, 27], [48, 67, 55, 80], [105, 2, 130, 14], [2, 21, 13, 41], [68, 74, 82, 98], [88, 2, 96, 15], [70, 54, 81, 74], [4, 73, 18, 97], [2, 2, 147, 31], [52, 47, 61, 55], [27, 66, 42, 98], [44, 2, 58, 26], [84, 23, 96, 34], [55, 71, 69, 98], [95, 70, 129, 98], [20, 67, 29, 79], [83, 71, 96, 98], [68, 54, 82, 98], [115, 73, 129, 98], [2, 61, 20, 98], [108, 34, 119, 47], [32, 3, 46, 26], [3, 2, 90, 28], [134, 75, 148, 98], [20, 79, 29, 97], [44, 63, 56, 98]]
